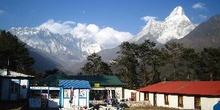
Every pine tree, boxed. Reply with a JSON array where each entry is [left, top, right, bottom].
[[136, 40, 156, 86], [196, 48, 220, 81], [163, 42, 184, 80], [146, 48, 164, 85], [114, 42, 139, 89], [180, 48, 199, 80], [81, 53, 112, 75], [0, 30, 35, 74]]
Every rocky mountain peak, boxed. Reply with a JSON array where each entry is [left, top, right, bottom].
[[130, 6, 195, 44], [168, 6, 185, 17], [165, 6, 190, 22]]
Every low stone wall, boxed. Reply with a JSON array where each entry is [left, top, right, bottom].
[[122, 101, 152, 107], [89, 100, 105, 105], [90, 100, 152, 108]]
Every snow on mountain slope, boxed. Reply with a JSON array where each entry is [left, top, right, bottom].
[[9, 23, 132, 73], [8, 6, 196, 73], [10, 27, 103, 58], [130, 6, 195, 44]]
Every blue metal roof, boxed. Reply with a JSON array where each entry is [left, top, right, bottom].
[[59, 80, 91, 89]]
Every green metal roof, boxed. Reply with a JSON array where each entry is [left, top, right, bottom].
[[69, 75, 127, 87], [38, 73, 68, 86], [38, 74, 126, 87]]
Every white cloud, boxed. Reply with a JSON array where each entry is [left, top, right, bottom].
[[38, 19, 75, 35], [96, 27, 133, 48], [38, 19, 133, 49], [141, 16, 157, 22], [192, 3, 205, 9], [86, 24, 99, 33], [63, 21, 76, 25]]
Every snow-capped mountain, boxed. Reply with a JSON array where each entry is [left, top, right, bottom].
[[10, 27, 103, 57], [130, 6, 195, 44], [9, 20, 133, 73], [8, 6, 197, 73], [9, 27, 104, 72]]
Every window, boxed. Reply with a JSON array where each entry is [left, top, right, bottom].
[[164, 94, 169, 105], [10, 79, 19, 93], [79, 89, 86, 97], [90, 90, 107, 100], [131, 92, 136, 101], [145, 93, 149, 101], [49, 90, 59, 99], [178, 95, 183, 107], [64, 89, 70, 98], [195, 96, 201, 109]]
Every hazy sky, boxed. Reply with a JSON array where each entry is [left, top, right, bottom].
[[0, 0, 219, 35]]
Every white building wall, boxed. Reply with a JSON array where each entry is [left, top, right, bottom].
[[123, 89, 143, 101], [156, 94, 165, 106], [168, 95, 178, 108], [115, 87, 123, 100], [63, 99, 71, 108], [139, 92, 144, 101], [149, 93, 154, 105], [146, 92, 220, 110], [155, 94, 179, 108], [124, 89, 133, 100], [201, 97, 219, 110], [183, 96, 194, 109]]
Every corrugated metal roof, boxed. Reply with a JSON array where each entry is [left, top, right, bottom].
[[38, 74, 126, 87], [59, 80, 91, 89], [69, 75, 127, 87], [38, 73, 68, 86], [138, 81, 220, 96]]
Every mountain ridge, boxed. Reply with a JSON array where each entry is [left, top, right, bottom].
[[130, 6, 195, 44], [177, 14, 220, 50], [8, 6, 203, 73]]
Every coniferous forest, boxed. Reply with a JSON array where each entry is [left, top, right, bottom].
[[82, 40, 220, 89]]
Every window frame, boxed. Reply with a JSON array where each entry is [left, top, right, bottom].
[[178, 95, 183, 107], [64, 89, 70, 98], [10, 79, 19, 94], [49, 90, 59, 99], [144, 93, 149, 101], [164, 94, 169, 105], [195, 96, 201, 109]]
